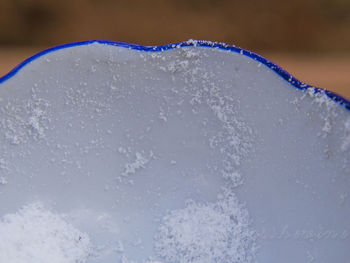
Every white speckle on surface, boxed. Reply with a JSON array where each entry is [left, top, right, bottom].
[[306, 250, 316, 263], [28, 107, 46, 139], [306, 88, 334, 109], [0, 90, 50, 145], [133, 237, 143, 247], [222, 171, 243, 186], [185, 39, 199, 47], [180, 48, 200, 59], [122, 152, 150, 177], [155, 190, 257, 263], [158, 109, 168, 122], [306, 88, 337, 137], [0, 202, 92, 263], [118, 146, 128, 155], [0, 158, 7, 170], [166, 60, 189, 74], [340, 192, 349, 206], [115, 241, 125, 253], [341, 117, 350, 152], [0, 176, 7, 185]]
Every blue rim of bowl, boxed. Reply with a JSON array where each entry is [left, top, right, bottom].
[[0, 39, 349, 111]]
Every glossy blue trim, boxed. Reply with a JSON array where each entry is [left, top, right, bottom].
[[0, 39, 349, 111]]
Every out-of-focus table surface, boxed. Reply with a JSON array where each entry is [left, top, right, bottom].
[[0, 48, 349, 100]]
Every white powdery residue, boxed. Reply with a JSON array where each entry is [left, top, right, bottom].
[[110, 84, 118, 91], [27, 106, 46, 139], [185, 39, 199, 47], [159, 107, 168, 122], [306, 88, 335, 109], [180, 48, 200, 59], [155, 191, 257, 263], [118, 146, 130, 157], [341, 117, 350, 152], [114, 240, 125, 253], [306, 251, 316, 263], [207, 94, 253, 184], [167, 60, 190, 74], [0, 202, 92, 263], [1, 102, 27, 145], [157, 46, 252, 186], [0, 92, 50, 144], [0, 176, 7, 185], [121, 255, 136, 263], [322, 118, 332, 134], [0, 158, 7, 170], [64, 86, 110, 118], [340, 192, 349, 206], [190, 90, 203, 105], [306, 88, 337, 137], [222, 170, 243, 186], [211, 104, 228, 123], [26, 88, 51, 140], [122, 152, 150, 177], [175, 50, 253, 185], [158, 49, 201, 77]]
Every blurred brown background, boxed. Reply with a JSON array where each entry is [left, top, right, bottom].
[[0, 0, 349, 98]]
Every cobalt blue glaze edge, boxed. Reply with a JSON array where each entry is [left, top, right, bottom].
[[0, 39, 349, 111]]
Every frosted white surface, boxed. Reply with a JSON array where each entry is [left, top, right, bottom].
[[0, 202, 91, 263], [0, 43, 349, 263]]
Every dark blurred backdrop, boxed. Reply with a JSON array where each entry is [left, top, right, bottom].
[[1, 0, 350, 52], [0, 0, 349, 97]]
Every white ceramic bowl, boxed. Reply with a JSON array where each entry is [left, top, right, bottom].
[[0, 40, 349, 263]]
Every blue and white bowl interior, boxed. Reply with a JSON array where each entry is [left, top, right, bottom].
[[0, 40, 349, 263]]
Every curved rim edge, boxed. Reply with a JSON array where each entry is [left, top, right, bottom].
[[0, 39, 349, 111]]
